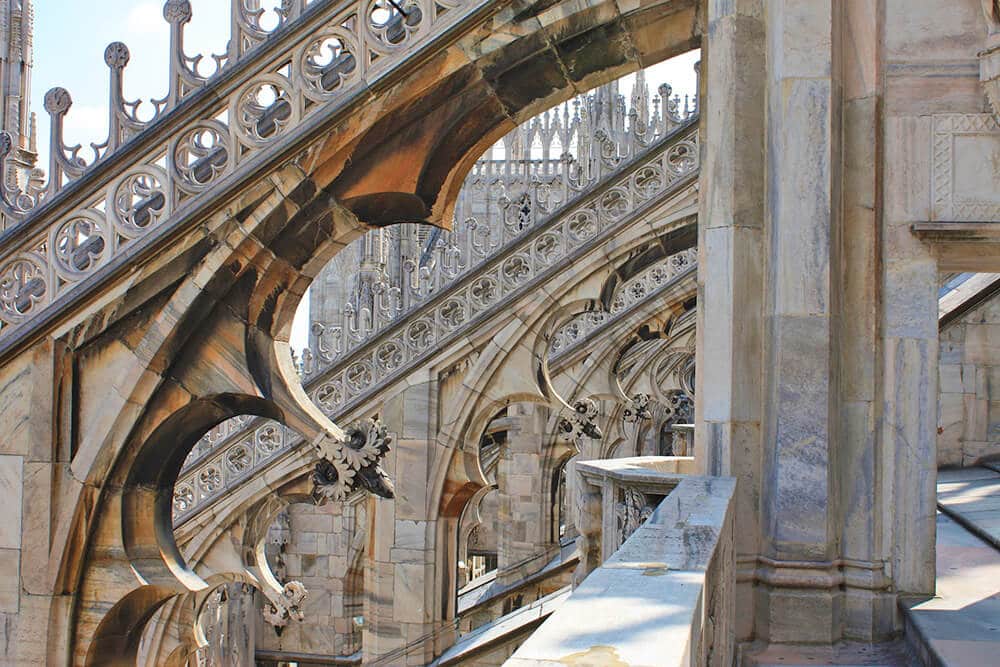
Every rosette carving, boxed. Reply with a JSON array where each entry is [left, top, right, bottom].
[[312, 417, 395, 502]]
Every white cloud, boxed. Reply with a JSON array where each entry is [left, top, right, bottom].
[[126, 2, 166, 35]]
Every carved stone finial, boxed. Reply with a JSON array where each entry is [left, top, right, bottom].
[[43, 87, 72, 115], [104, 42, 130, 69], [163, 0, 192, 24]]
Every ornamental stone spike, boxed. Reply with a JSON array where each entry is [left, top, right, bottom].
[[162, 0, 192, 24], [103, 42, 130, 153]]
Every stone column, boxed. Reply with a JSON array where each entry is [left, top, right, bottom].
[[496, 403, 553, 587], [757, 0, 843, 644], [838, 0, 896, 639], [695, 0, 766, 642], [364, 379, 440, 666], [697, 0, 925, 645]]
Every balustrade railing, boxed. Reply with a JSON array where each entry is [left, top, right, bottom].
[[2, 0, 474, 222], [547, 248, 696, 358], [174, 121, 700, 523], [0, 0, 493, 339]]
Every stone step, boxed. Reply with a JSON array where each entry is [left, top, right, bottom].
[[899, 470, 1000, 667], [741, 641, 912, 666], [936, 466, 1000, 551]]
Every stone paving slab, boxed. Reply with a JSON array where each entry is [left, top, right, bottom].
[[936, 467, 1000, 549], [743, 641, 912, 666], [901, 507, 1000, 665]]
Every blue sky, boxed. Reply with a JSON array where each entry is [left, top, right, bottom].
[[33, 1, 239, 154], [31, 1, 699, 353]]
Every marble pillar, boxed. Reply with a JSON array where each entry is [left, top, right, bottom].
[[496, 403, 553, 587], [696, 0, 766, 643], [364, 380, 439, 666], [759, 0, 842, 643], [697, 0, 947, 646]]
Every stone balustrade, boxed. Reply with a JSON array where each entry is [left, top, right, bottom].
[[0, 0, 492, 344], [507, 457, 736, 667]]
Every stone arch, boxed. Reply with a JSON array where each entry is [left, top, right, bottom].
[[86, 585, 181, 667], [457, 484, 499, 586], [132, 154, 697, 657], [123, 396, 284, 591], [311, 0, 702, 230], [58, 4, 707, 660]]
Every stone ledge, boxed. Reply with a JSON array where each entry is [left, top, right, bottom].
[[506, 469, 736, 667], [911, 222, 1000, 242]]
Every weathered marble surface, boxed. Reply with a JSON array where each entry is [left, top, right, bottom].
[[902, 511, 1000, 666], [507, 468, 736, 667]]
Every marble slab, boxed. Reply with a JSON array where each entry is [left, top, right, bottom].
[[505, 474, 736, 667]]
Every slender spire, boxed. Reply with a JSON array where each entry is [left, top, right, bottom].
[[0, 0, 35, 187]]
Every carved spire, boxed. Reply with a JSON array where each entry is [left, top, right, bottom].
[[0, 0, 36, 189]]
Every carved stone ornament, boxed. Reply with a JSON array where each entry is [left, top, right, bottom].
[[622, 392, 652, 424], [615, 487, 656, 547], [262, 580, 308, 627], [558, 398, 603, 442], [664, 389, 694, 425], [312, 417, 395, 503]]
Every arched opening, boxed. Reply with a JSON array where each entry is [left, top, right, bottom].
[[550, 459, 570, 544]]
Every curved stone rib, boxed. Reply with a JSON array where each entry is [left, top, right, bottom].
[[173, 123, 699, 524]]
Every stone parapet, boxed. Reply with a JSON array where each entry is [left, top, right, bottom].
[[507, 458, 735, 667]]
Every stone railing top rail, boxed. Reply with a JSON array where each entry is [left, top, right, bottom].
[[507, 463, 736, 667], [457, 539, 579, 616], [0, 0, 492, 350], [576, 455, 698, 485], [172, 132, 700, 523]]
